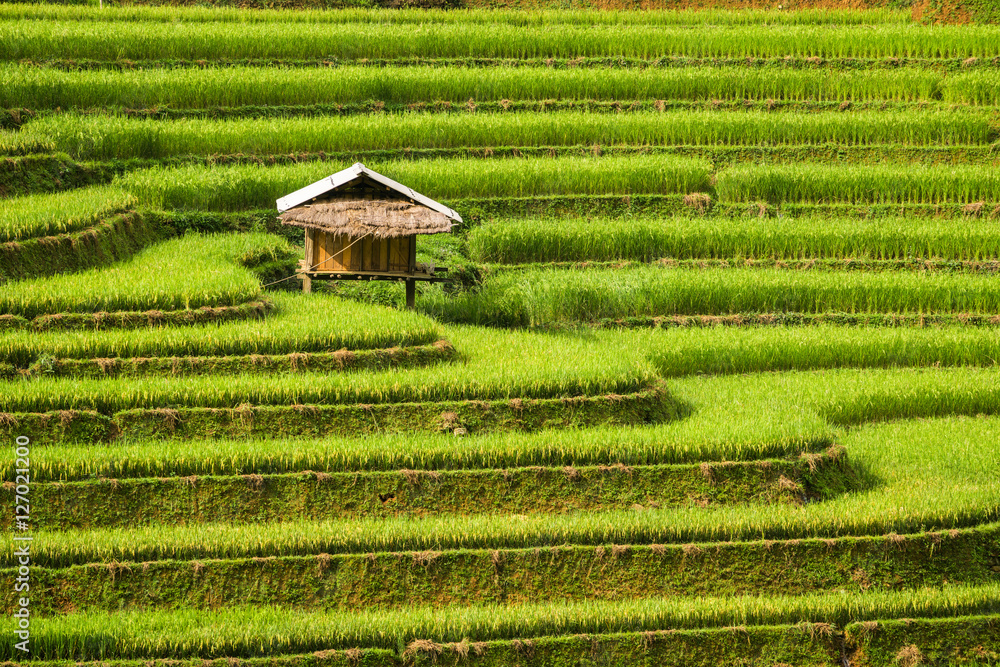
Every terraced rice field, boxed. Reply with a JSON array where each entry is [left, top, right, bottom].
[[1, 2, 999, 666]]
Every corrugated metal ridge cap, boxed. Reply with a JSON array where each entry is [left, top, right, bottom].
[[355, 163, 463, 224], [275, 162, 463, 224], [275, 162, 363, 212]]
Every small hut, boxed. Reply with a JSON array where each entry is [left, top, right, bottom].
[[276, 162, 462, 308]]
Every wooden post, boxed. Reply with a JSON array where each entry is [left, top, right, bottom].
[[304, 229, 314, 269], [301, 274, 312, 294], [406, 235, 417, 309]]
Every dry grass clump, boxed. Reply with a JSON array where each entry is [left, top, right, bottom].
[[895, 644, 924, 667]]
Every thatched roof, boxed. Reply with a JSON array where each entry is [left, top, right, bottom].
[[279, 199, 452, 238], [276, 162, 463, 224]]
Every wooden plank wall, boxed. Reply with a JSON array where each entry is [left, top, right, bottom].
[[390, 236, 411, 273], [311, 230, 410, 273]]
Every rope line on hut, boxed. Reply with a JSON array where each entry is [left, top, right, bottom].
[[260, 233, 370, 288]]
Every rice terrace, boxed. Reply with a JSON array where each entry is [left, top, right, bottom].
[[2, 0, 1000, 663]]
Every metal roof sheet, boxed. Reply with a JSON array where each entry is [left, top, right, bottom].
[[275, 162, 463, 224]]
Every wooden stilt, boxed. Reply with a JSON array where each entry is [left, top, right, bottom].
[[405, 278, 416, 310], [300, 274, 312, 294]]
